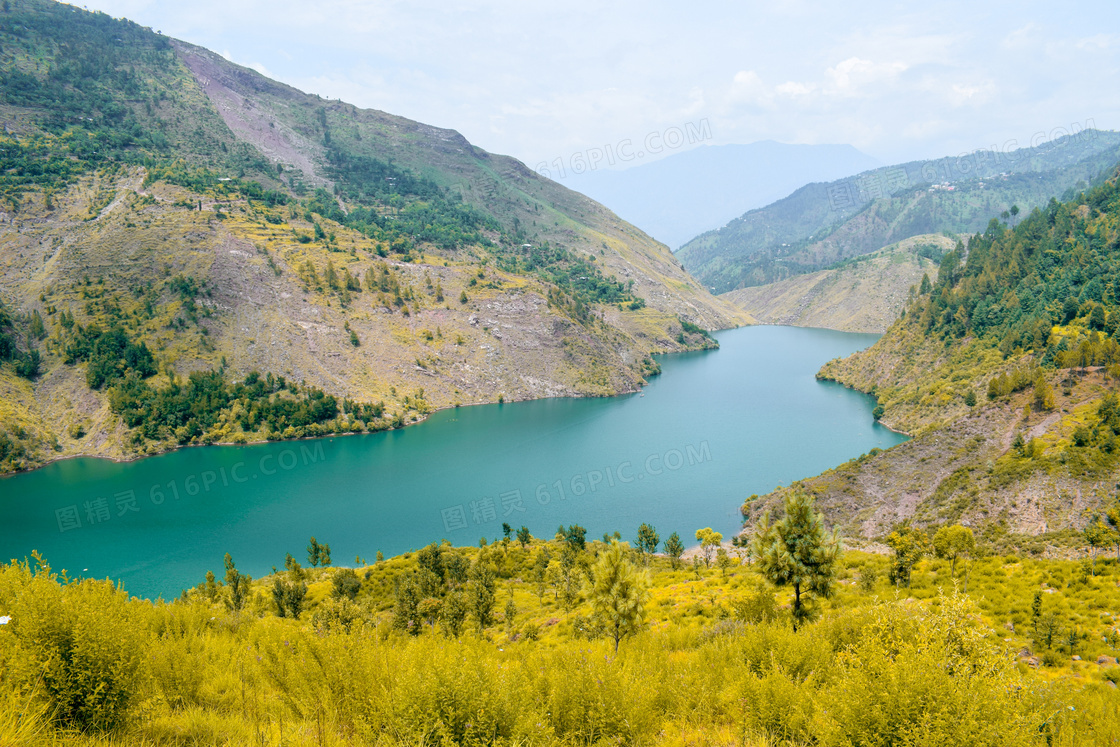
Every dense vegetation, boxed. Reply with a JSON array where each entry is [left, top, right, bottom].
[[0, 0, 273, 200], [790, 166, 1120, 548], [3, 506, 1120, 745], [916, 178, 1120, 354], [305, 166, 641, 310], [0, 0, 682, 477], [55, 314, 395, 447], [107, 370, 356, 446]]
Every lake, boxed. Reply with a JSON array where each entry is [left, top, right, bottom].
[[0, 325, 906, 599]]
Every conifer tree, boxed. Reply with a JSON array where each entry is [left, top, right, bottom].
[[886, 522, 929, 589], [590, 540, 650, 651], [664, 532, 685, 569], [1033, 372, 1055, 412], [752, 490, 840, 629], [223, 553, 251, 611], [635, 523, 659, 562], [441, 591, 467, 637], [468, 561, 496, 631]]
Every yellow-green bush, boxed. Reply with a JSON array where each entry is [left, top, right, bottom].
[[2, 549, 1120, 746], [819, 593, 1035, 746], [0, 557, 146, 732]]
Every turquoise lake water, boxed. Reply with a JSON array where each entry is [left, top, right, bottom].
[[0, 325, 906, 599]]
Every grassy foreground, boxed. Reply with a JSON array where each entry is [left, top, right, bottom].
[[2, 537, 1120, 746]]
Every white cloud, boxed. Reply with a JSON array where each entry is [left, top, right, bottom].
[[825, 57, 908, 94], [78, 0, 1120, 168], [1076, 33, 1119, 50], [946, 82, 995, 106], [721, 70, 775, 114], [1003, 24, 1039, 50], [775, 81, 815, 97]]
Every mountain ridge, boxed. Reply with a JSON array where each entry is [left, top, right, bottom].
[[0, 0, 747, 473], [681, 131, 1120, 293], [720, 234, 952, 333]]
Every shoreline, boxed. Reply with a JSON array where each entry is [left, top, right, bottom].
[[0, 324, 910, 480], [0, 325, 736, 478], [0, 377, 656, 479]]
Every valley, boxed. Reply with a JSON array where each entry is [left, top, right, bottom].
[[4, 2, 1120, 745]]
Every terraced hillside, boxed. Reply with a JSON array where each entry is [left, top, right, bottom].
[[0, 0, 747, 473]]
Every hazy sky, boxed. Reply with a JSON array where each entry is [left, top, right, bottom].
[[80, 0, 1120, 171]]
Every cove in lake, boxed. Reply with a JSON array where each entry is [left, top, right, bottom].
[[0, 325, 906, 599]]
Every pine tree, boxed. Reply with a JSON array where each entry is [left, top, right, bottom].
[[468, 562, 496, 631], [29, 309, 45, 339], [635, 523, 659, 562], [559, 524, 586, 552], [307, 537, 331, 567], [716, 547, 734, 577], [590, 540, 650, 651], [223, 553, 251, 611], [271, 577, 287, 617], [752, 490, 840, 630], [1032, 372, 1055, 412], [886, 522, 929, 589], [204, 570, 218, 602], [664, 532, 685, 569], [392, 575, 421, 635], [504, 593, 517, 632], [441, 591, 467, 637]]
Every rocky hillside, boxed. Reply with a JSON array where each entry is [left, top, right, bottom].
[[680, 132, 1120, 293], [0, 0, 747, 473], [743, 171, 1120, 553], [721, 235, 953, 333]]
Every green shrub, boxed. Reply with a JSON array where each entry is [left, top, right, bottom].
[[1041, 649, 1064, 667]]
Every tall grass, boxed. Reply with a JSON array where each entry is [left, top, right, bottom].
[[1, 547, 1119, 745]]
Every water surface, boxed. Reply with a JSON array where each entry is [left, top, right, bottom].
[[0, 325, 905, 598]]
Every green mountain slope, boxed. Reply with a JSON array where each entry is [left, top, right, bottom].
[[721, 235, 952, 333], [681, 133, 1120, 294], [744, 169, 1120, 549], [0, 0, 747, 473]]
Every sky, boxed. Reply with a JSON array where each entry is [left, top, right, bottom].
[[78, 0, 1120, 172]]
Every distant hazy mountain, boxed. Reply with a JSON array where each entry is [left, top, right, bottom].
[[557, 142, 881, 250], [679, 131, 1120, 294]]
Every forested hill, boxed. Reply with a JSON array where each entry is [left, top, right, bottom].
[[746, 168, 1120, 548], [0, 0, 746, 472], [680, 131, 1120, 293]]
